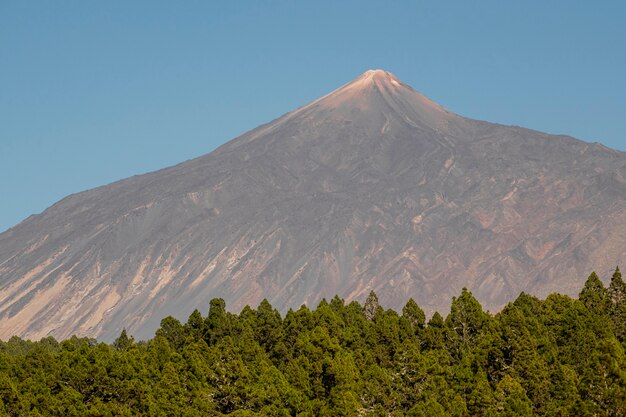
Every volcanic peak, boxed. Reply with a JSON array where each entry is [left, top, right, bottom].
[[296, 70, 449, 120], [333, 69, 404, 99], [353, 69, 402, 88]]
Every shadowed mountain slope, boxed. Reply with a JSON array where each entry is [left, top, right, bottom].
[[1, 70, 626, 341]]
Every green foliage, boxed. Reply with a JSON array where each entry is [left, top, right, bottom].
[[608, 266, 626, 345], [493, 374, 533, 417], [1, 270, 626, 415], [579, 272, 611, 314], [113, 329, 134, 351], [445, 288, 490, 356], [364, 290, 381, 321], [403, 298, 426, 330]]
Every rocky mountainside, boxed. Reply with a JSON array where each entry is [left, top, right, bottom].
[[1, 70, 626, 341]]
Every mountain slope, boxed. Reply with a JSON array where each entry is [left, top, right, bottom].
[[1, 70, 626, 341]]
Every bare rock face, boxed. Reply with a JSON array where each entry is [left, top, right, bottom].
[[1, 70, 626, 341]]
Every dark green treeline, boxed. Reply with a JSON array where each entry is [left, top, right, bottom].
[[1, 268, 626, 416]]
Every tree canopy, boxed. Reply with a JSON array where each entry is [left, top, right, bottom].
[[1, 269, 625, 416]]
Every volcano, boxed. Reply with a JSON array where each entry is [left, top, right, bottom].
[[1, 70, 626, 341]]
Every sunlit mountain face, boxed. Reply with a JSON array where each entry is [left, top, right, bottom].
[[1, 70, 625, 341]]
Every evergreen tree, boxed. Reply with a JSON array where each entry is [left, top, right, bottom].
[[579, 272, 611, 314], [445, 288, 489, 354], [608, 266, 626, 343], [113, 329, 134, 351], [608, 266, 625, 305], [579, 338, 626, 416], [155, 316, 185, 350], [185, 309, 204, 341], [407, 398, 447, 417], [364, 290, 381, 321], [255, 299, 283, 354], [329, 295, 345, 314], [205, 298, 230, 345], [466, 370, 495, 417], [498, 305, 549, 409], [422, 312, 446, 351], [402, 298, 426, 330], [493, 375, 532, 417]]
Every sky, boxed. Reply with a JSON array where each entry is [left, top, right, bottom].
[[1, 1, 625, 233]]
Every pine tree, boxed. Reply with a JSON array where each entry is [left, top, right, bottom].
[[185, 308, 204, 341], [608, 267, 625, 305], [205, 298, 230, 345], [493, 375, 533, 417], [112, 329, 134, 351], [422, 312, 446, 351], [255, 299, 283, 354], [155, 316, 185, 350], [0, 372, 23, 416], [467, 370, 495, 417], [498, 305, 549, 409], [579, 272, 611, 315], [402, 298, 426, 330], [445, 288, 489, 354], [364, 290, 381, 321], [407, 398, 447, 417], [579, 338, 626, 416], [608, 266, 626, 343]]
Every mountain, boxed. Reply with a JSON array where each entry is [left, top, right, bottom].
[[1, 70, 626, 342]]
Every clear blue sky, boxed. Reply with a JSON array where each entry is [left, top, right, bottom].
[[1, 1, 625, 233]]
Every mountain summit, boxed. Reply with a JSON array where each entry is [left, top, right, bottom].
[[223, 69, 459, 150], [1, 71, 626, 341], [308, 69, 453, 123]]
